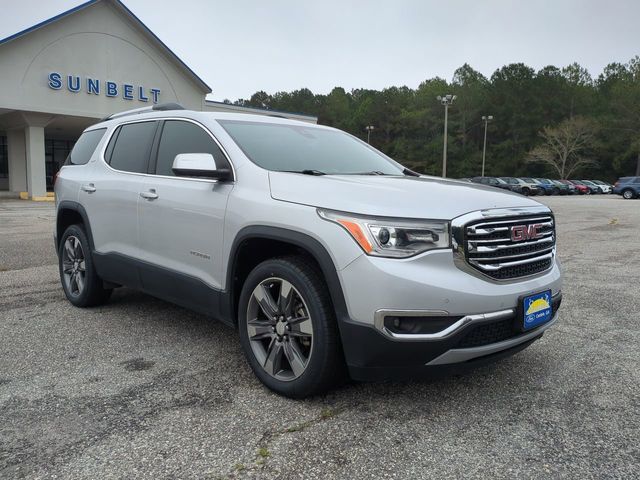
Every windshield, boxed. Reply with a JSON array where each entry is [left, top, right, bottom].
[[521, 178, 536, 183], [501, 177, 518, 184], [572, 180, 585, 185], [218, 120, 404, 175]]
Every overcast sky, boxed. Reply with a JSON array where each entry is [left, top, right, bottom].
[[3, 0, 640, 101]]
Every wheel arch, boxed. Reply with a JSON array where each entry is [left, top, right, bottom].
[[56, 201, 95, 253], [225, 226, 349, 328]]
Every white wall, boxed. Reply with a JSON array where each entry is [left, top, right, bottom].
[[0, 1, 207, 120]]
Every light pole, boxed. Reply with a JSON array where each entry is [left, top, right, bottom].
[[437, 94, 456, 178], [481, 115, 493, 176], [365, 125, 375, 144]]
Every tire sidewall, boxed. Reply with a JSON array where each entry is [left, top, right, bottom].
[[623, 190, 633, 199], [238, 259, 337, 397], [58, 225, 97, 306]]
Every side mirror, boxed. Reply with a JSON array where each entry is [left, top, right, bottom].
[[172, 153, 231, 180]]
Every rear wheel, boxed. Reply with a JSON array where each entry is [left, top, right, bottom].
[[238, 256, 345, 398], [59, 225, 112, 307], [522, 187, 530, 196], [622, 189, 635, 199], [552, 187, 560, 195]]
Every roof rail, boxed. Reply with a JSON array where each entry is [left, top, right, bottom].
[[100, 102, 185, 122]]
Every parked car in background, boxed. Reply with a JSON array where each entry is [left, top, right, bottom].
[[500, 177, 541, 196], [567, 180, 591, 195], [581, 180, 604, 194], [533, 178, 562, 195], [558, 179, 581, 194], [590, 180, 612, 194], [550, 180, 573, 195], [613, 176, 640, 199], [471, 176, 514, 192], [518, 178, 544, 196]]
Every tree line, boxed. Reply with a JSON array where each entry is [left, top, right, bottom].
[[227, 57, 640, 181]]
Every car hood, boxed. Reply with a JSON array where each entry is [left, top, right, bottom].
[[269, 172, 544, 219]]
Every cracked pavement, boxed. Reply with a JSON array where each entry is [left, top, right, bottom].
[[0, 197, 638, 479]]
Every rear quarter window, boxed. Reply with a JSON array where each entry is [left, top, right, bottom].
[[107, 121, 158, 174], [65, 128, 106, 165]]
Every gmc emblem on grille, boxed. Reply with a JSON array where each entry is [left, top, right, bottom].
[[510, 224, 542, 242]]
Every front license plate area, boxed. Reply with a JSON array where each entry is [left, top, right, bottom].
[[521, 290, 552, 331]]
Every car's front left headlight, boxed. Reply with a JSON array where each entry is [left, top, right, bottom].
[[318, 209, 450, 258]]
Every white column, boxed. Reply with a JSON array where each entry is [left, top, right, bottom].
[[7, 129, 27, 193], [24, 126, 46, 198]]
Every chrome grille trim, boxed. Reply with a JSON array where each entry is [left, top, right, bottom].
[[451, 206, 556, 282], [469, 230, 553, 245]]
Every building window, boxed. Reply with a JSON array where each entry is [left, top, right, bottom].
[[0, 136, 7, 178], [45, 138, 75, 189]]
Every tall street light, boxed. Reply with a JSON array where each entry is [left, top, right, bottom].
[[365, 125, 375, 144], [437, 94, 456, 178], [481, 115, 493, 176]]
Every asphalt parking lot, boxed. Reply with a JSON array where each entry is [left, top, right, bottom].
[[0, 196, 638, 479]]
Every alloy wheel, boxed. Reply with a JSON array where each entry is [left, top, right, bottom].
[[246, 277, 313, 381], [62, 236, 86, 296]]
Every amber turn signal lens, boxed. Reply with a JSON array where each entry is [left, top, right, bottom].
[[337, 219, 373, 253]]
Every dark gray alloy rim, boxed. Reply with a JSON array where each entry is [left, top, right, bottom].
[[62, 236, 86, 297], [246, 277, 314, 381]]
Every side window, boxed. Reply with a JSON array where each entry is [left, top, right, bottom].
[[155, 120, 229, 177], [108, 121, 157, 174], [66, 128, 106, 165]]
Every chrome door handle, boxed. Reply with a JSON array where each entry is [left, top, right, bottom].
[[140, 189, 158, 200], [81, 183, 96, 193]]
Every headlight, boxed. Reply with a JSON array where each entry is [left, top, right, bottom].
[[318, 209, 450, 258]]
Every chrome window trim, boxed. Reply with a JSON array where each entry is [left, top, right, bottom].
[[451, 206, 556, 284], [96, 116, 237, 183]]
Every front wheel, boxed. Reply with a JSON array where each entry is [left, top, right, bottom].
[[238, 256, 345, 398]]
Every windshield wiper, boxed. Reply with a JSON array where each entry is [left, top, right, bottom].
[[347, 171, 389, 175], [281, 169, 326, 176], [403, 168, 420, 177]]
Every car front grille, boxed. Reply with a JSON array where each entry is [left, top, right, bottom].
[[464, 214, 555, 280]]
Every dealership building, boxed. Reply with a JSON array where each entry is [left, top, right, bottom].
[[0, 0, 316, 199]]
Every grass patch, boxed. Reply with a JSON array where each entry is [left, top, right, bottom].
[[257, 447, 270, 458]]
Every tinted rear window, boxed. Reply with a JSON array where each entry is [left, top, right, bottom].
[[66, 128, 106, 165], [108, 121, 157, 174]]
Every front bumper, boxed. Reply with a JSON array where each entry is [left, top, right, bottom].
[[340, 296, 561, 381], [336, 247, 562, 380]]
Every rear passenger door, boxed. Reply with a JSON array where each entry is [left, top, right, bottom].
[[82, 120, 158, 275], [136, 119, 234, 313]]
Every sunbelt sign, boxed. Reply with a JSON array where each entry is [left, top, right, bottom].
[[48, 72, 161, 103]]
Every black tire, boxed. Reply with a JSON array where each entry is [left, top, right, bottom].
[[238, 256, 346, 398], [58, 224, 112, 307], [552, 188, 560, 196], [622, 189, 635, 200], [522, 187, 530, 196]]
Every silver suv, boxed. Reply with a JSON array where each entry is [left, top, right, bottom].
[[55, 104, 562, 397]]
